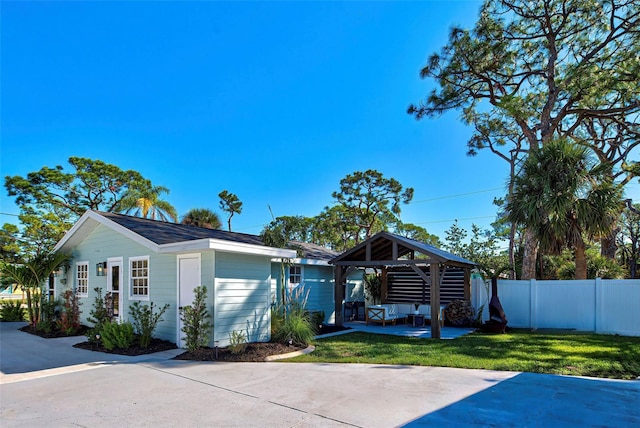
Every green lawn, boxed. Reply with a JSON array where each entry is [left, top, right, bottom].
[[289, 329, 640, 380]]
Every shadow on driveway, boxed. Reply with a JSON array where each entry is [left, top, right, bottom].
[[402, 371, 640, 427]]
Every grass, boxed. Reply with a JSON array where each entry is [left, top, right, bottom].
[[289, 329, 640, 380]]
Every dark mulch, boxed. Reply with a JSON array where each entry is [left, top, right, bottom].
[[20, 324, 90, 338], [73, 338, 178, 356], [174, 324, 351, 362], [174, 342, 306, 362]]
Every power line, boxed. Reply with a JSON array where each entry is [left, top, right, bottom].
[[409, 187, 504, 205], [413, 215, 497, 225]]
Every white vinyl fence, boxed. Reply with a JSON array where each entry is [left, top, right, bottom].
[[471, 277, 640, 337]]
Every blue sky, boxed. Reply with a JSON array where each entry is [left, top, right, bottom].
[[5, 0, 624, 244]]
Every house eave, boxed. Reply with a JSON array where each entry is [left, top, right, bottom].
[[159, 239, 296, 258]]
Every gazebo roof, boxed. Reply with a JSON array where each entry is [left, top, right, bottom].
[[329, 231, 476, 269]]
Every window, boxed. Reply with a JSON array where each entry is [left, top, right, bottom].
[[76, 262, 89, 296], [130, 256, 149, 299], [289, 266, 302, 285]]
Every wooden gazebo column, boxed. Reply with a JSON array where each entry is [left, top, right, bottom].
[[429, 263, 441, 339]]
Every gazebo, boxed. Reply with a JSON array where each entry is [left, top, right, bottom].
[[330, 232, 476, 339]]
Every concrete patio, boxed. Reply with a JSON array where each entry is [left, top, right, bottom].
[[341, 321, 474, 339]]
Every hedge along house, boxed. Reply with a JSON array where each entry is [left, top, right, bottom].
[[270, 241, 365, 324], [331, 232, 477, 339], [53, 210, 296, 348]]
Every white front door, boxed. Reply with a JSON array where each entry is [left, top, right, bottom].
[[107, 258, 124, 320], [177, 254, 201, 348]]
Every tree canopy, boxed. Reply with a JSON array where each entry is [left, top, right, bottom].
[[409, 0, 640, 278], [218, 190, 243, 232]]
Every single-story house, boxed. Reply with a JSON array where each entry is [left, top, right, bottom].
[[53, 210, 298, 348]]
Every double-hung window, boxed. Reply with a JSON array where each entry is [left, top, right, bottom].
[[76, 262, 89, 297], [130, 256, 149, 300]]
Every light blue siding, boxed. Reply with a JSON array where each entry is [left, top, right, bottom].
[[270, 263, 364, 324], [215, 252, 272, 347], [62, 224, 178, 342]]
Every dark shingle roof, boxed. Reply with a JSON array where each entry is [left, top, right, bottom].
[[289, 240, 340, 261], [99, 211, 266, 246], [98, 212, 338, 260]]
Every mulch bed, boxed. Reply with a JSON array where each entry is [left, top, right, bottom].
[[174, 342, 306, 362], [73, 338, 178, 356], [19, 324, 90, 338], [21, 322, 350, 361]]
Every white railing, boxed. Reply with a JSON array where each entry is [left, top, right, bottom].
[[471, 277, 640, 337]]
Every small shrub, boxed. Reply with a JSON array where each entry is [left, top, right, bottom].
[[307, 310, 325, 334], [129, 301, 170, 348], [57, 290, 82, 334], [0, 300, 25, 322], [273, 310, 314, 347], [40, 297, 62, 325], [228, 330, 247, 354], [180, 286, 213, 351], [86, 288, 114, 343], [271, 306, 285, 338], [100, 321, 135, 350]]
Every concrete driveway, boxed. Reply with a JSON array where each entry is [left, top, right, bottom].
[[1, 322, 638, 427]]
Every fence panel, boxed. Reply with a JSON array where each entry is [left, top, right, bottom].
[[470, 278, 639, 336], [600, 280, 640, 336], [536, 280, 595, 331]]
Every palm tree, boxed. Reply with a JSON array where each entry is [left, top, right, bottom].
[[119, 185, 178, 222], [507, 139, 622, 279], [0, 252, 70, 326], [181, 208, 222, 230]]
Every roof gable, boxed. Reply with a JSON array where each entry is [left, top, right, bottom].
[[329, 231, 476, 268]]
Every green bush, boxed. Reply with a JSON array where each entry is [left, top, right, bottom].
[[229, 330, 247, 354], [100, 321, 135, 350], [129, 301, 170, 348], [180, 286, 213, 351], [271, 306, 285, 338], [273, 310, 314, 347], [86, 288, 114, 343], [307, 310, 325, 334], [57, 290, 82, 335], [0, 300, 25, 322]]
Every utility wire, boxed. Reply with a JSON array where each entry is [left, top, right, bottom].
[[409, 187, 504, 205]]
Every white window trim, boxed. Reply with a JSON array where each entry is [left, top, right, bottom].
[[129, 255, 150, 301], [76, 261, 89, 297], [289, 265, 303, 287]]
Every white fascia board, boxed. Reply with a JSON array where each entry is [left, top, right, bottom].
[[159, 238, 297, 258], [53, 211, 96, 253], [270, 257, 331, 266], [53, 210, 160, 254]]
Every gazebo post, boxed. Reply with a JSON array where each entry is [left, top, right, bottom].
[[429, 263, 441, 339]]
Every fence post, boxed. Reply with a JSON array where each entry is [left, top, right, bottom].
[[595, 277, 602, 333], [530, 278, 537, 330]]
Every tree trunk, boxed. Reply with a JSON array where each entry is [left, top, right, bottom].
[[521, 228, 538, 279], [574, 238, 588, 280], [600, 228, 619, 260], [508, 221, 517, 279]]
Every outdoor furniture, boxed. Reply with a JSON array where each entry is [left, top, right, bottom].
[[366, 304, 406, 326], [407, 313, 425, 327], [344, 301, 357, 321]]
